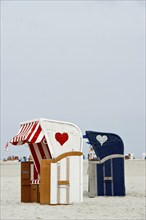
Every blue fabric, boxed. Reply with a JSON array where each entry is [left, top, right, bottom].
[[96, 158, 125, 196], [85, 131, 124, 160]]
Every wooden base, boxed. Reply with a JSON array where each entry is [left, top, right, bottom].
[[21, 161, 33, 203], [21, 185, 31, 202], [31, 185, 40, 203]]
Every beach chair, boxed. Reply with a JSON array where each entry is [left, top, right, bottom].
[[84, 131, 126, 197], [10, 118, 83, 205]]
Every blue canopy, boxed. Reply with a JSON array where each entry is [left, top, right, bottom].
[[84, 131, 124, 160]]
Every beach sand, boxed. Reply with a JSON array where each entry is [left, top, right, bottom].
[[1, 160, 145, 220]]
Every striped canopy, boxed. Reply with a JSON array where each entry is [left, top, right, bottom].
[[10, 121, 45, 145], [10, 121, 51, 174]]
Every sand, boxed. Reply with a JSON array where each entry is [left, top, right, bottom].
[[1, 160, 145, 220]]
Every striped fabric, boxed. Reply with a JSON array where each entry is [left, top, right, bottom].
[[10, 122, 45, 145], [30, 164, 40, 180], [30, 164, 40, 184], [31, 179, 40, 185], [29, 142, 51, 174], [10, 121, 52, 174]]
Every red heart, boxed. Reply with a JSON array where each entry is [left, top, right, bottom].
[[55, 132, 69, 146]]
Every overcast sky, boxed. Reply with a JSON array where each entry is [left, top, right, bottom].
[[1, 0, 145, 159]]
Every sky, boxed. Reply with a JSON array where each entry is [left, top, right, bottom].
[[1, 0, 145, 159]]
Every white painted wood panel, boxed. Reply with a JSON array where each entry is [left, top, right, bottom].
[[69, 156, 82, 203], [59, 158, 67, 204], [40, 120, 82, 158], [88, 162, 97, 198], [50, 163, 57, 204]]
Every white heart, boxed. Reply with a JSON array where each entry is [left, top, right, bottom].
[[96, 135, 108, 146]]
